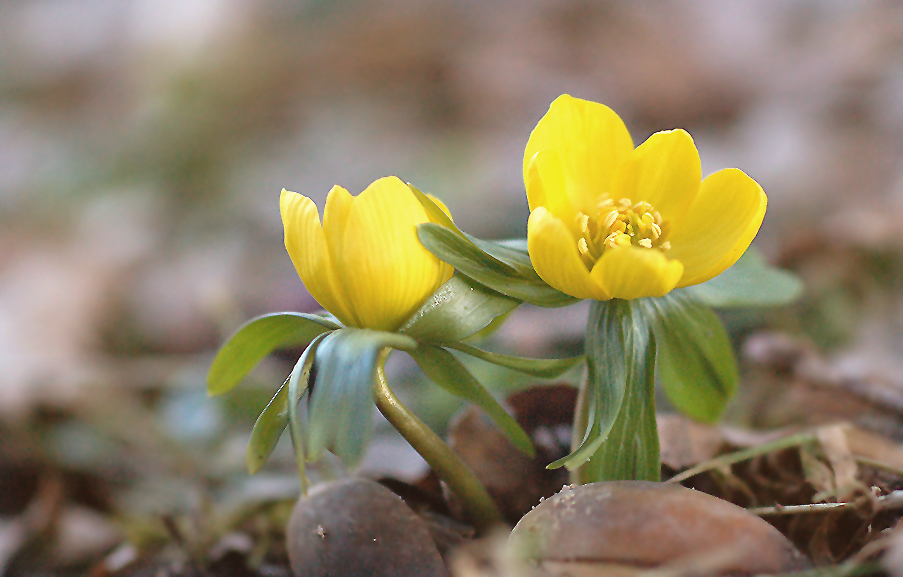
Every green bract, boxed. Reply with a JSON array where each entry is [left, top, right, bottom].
[[207, 242, 583, 481], [645, 293, 739, 424]]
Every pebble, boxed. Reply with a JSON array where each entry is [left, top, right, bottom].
[[508, 480, 810, 576], [286, 478, 449, 577]]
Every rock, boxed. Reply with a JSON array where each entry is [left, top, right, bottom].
[[286, 478, 449, 577], [508, 481, 810, 576]]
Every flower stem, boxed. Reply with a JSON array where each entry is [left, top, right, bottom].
[[579, 338, 660, 483], [372, 351, 504, 531], [571, 299, 661, 484]]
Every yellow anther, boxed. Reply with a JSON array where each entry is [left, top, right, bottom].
[[574, 195, 671, 269], [577, 212, 591, 235]]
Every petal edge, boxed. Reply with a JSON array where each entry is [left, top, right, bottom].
[[524, 94, 634, 214], [592, 246, 684, 300], [280, 189, 359, 326], [528, 207, 609, 301], [669, 169, 767, 287]]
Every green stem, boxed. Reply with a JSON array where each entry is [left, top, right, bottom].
[[580, 336, 660, 482], [372, 351, 504, 531], [572, 299, 661, 484]]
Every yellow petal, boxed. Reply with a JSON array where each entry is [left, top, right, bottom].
[[527, 207, 609, 300], [610, 129, 701, 223], [669, 168, 767, 287], [280, 189, 359, 327], [525, 149, 580, 238], [426, 193, 454, 222], [338, 176, 451, 331], [524, 94, 634, 214], [323, 185, 354, 259], [591, 246, 684, 300]]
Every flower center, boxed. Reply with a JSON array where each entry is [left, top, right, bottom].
[[575, 197, 671, 269]]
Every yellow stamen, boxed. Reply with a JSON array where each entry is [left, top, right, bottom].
[[573, 195, 673, 270], [578, 213, 590, 234]]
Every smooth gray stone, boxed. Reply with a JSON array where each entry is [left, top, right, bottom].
[[287, 478, 449, 577]]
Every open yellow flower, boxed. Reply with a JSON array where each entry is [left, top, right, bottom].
[[280, 176, 453, 332], [525, 94, 767, 301]]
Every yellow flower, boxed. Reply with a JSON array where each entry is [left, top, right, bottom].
[[525, 95, 767, 301], [280, 176, 453, 332]]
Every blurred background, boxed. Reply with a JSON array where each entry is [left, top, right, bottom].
[[3, 0, 903, 572]]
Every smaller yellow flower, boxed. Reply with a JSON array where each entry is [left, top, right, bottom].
[[280, 176, 453, 332], [525, 95, 767, 301]]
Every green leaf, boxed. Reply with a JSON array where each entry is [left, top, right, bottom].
[[549, 299, 653, 472], [685, 248, 803, 308], [497, 238, 528, 251], [468, 236, 538, 279], [409, 345, 534, 456], [245, 334, 325, 475], [418, 223, 578, 308], [400, 275, 519, 342], [246, 377, 290, 475], [307, 329, 417, 465], [643, 293, 738, 423], [410, 183, 537, 278], [419, 222, 517, 275], [445, 341, 583, 379], [287, 334, 327, 493], [207, 312, 339, 396]]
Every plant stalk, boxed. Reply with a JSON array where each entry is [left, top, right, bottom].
[[373, 351, 504, 531], [571, 299, 661, 484], [580, 336, 660, 483]]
